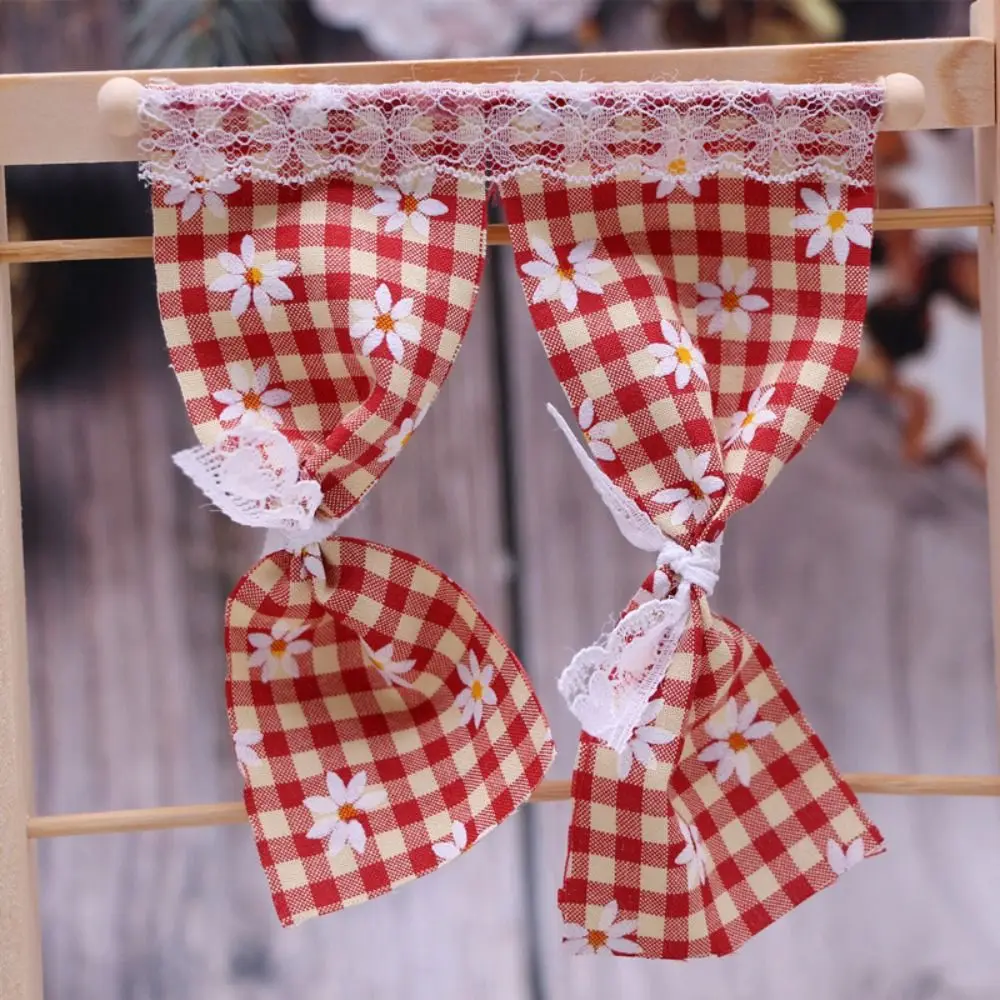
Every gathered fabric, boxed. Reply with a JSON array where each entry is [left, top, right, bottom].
[[141, 76, 884, 950]]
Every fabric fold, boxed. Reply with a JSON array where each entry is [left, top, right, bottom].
[[142, 76, 888, 946], [499, 78, 885, 958], [142, 81, 555, 927]]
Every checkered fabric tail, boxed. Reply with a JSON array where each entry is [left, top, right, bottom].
[[226, 538, 555, 925], [500, 82, 886, 958], [141, 84, 555, 925]]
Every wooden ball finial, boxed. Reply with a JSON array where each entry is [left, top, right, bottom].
[[96, 77, 144, 138], [880, 73, 926, 131]]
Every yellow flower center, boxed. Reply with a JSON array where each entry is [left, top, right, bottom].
[[675, 345, 693, 365], [587, 929, 608, 952], [556, 264, 576, 281], [689, 480, 705, 501], [242, 390, 261, 411], [375, 312, 396, 333], [271, 638, 287, 656], [401, 193, 419, 215], [741, 411, 756, 428], [245, 266, 263, 287], [338, 803, 359, 822], [400, 431, 413, 449], [667, 157, 687, 176], [191, 174, 207, 191], [728, 732, 749, 752], [470, 679, 484, 701], [827, 209, 847, 232], [370, 656, 385, 673], [721, 290, 741, 312]]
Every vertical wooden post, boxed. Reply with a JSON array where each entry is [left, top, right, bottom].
[[972, 0, 1000, 743], [0, 168, 44, 999]]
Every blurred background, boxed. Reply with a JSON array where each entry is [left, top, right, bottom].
[[4, 1, 1000, 998]]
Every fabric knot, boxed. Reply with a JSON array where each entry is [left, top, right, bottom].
[[656, 535, 722, 597]]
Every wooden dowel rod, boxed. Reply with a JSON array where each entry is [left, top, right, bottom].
[[24, 773, 1000, 840], [0, 206, 992, 266], [94, 71, 929, 140]]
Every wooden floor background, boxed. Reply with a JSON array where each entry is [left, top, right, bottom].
[[13, 244, 1000, 1000]]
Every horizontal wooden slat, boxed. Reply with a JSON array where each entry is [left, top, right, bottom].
[[0, 206, 991, 265], [0, 38, 994, 166], [23, 773, 1000, 839]]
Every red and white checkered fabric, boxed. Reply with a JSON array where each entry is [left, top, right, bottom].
[[150, 165, 487, 519], [144, 92, 556, 925], [143, 78, 888, 943], [500, 90, 885, 958], [227, 538, 554, 925]]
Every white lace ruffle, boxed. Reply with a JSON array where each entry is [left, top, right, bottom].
[[173, 425, 322, 532], [138, 79, 883, 191], [548, 404, 722, 751]]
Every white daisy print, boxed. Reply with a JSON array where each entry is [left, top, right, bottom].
[[304, 771, 387, 858], [792, 184, 873, 265], [455, 651, 496, 729], [163, 152, 240, 222], [209, 235, 296, 321], [827, 838, 865, 876], [432, 820, 469, 861], [578, 398, 617, 462], [213, 362, 291, 427], [696, 261, 769, 335], [648, 320, 707, 390], [361, 639, 416, 689], [247, 621, 311, 682], [371, 174, 448, 237], [285, 540, 324, 580], [617, 699, 676, 779], [349, 283, 419, 363], [521, 238, 605, 313], [378, 410, 425, 462], [725, 386, 777, 449], [652, 448, 724, 526], [697, 698, 774, 787], [233, 729, 263, 770], [642, 138, 707, 198], [675, 817, 710, 889], [562, 900, 642, 956]]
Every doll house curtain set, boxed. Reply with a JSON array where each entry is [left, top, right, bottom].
[[137, 76, 885, 958]]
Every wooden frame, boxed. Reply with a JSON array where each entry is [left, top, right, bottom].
[[1, 24, 999, 1000]]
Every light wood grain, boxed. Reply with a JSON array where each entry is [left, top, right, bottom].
[[0, 206, 992, 266], [0, 168, 44, 1000], [24, 771, 1000, 840], [0, 38, 993, 166], [973, 0, 1000, 747]]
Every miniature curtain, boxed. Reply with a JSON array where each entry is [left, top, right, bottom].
[[500, 81, 886, 958], [140, 83, 556, 925], [140, 78, 887, 947]]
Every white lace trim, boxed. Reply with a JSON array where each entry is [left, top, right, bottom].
[[259, 513, 348, 570], [173, 425, 323, 532], [548, 404, 722, 751], [138, 79, 882, 190]]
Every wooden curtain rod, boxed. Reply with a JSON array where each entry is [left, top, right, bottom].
[[95, 71, 927, 139], [0, 206, 989, 266], [24, 773, 1000, 840], [0, 39, 991, 167]]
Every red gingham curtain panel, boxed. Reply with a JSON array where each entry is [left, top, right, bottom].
[[143, 88, 558, 925], [500, 90, 885, 958], [140, 79, 885, 944]]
